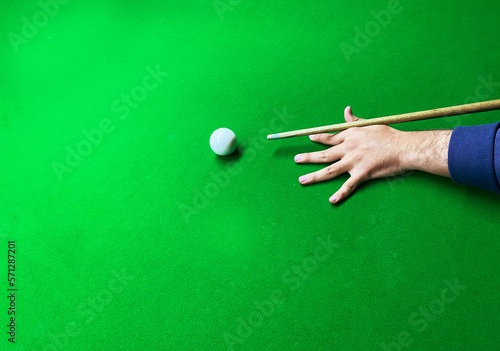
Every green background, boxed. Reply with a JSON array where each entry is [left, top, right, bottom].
[[1, 0, 499, 350]]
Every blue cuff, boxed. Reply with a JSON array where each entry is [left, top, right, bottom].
[[495, 128, 500, 188], [448, 122, 500, 194]]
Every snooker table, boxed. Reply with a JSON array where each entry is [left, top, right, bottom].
[[1, 0, 500, 350]]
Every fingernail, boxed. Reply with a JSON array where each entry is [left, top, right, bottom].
[[330, 195, 338, 203], [295, 155, 302, 162], [309, 134, 317, 140], [299, 175, 308, 183]]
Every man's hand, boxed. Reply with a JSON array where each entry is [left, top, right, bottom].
[[295, 107, 453, 204]]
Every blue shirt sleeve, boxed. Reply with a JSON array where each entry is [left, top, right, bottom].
[[448, 122, 500, 194]]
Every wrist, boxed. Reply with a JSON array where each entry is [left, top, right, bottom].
[[399, 131, 422, 171], [399, 130, 452, 176]]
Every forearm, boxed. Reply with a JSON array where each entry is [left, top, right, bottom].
[[401, 130, 452, 177]]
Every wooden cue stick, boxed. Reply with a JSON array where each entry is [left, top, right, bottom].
[[267, 99, 500, 140]]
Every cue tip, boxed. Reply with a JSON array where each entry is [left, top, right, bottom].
[[267, 134, 278, 140]]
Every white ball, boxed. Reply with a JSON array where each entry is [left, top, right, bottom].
[[210, 128, 237, 156]]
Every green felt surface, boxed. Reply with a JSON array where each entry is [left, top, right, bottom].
[[1, 0, 500, 350]]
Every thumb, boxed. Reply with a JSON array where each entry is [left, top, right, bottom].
[[344, 106, 364, 122]]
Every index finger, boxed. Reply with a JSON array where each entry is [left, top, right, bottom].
[[309, 133, 345, 146]]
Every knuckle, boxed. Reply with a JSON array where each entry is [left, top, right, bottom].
[[345, 181, 356, 190], [320, 150, 329, 162], [326, 164, 337, 176], [352, 153, 363, 163]]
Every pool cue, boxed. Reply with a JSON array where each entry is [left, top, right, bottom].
[[267, 99, 500, 140]]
